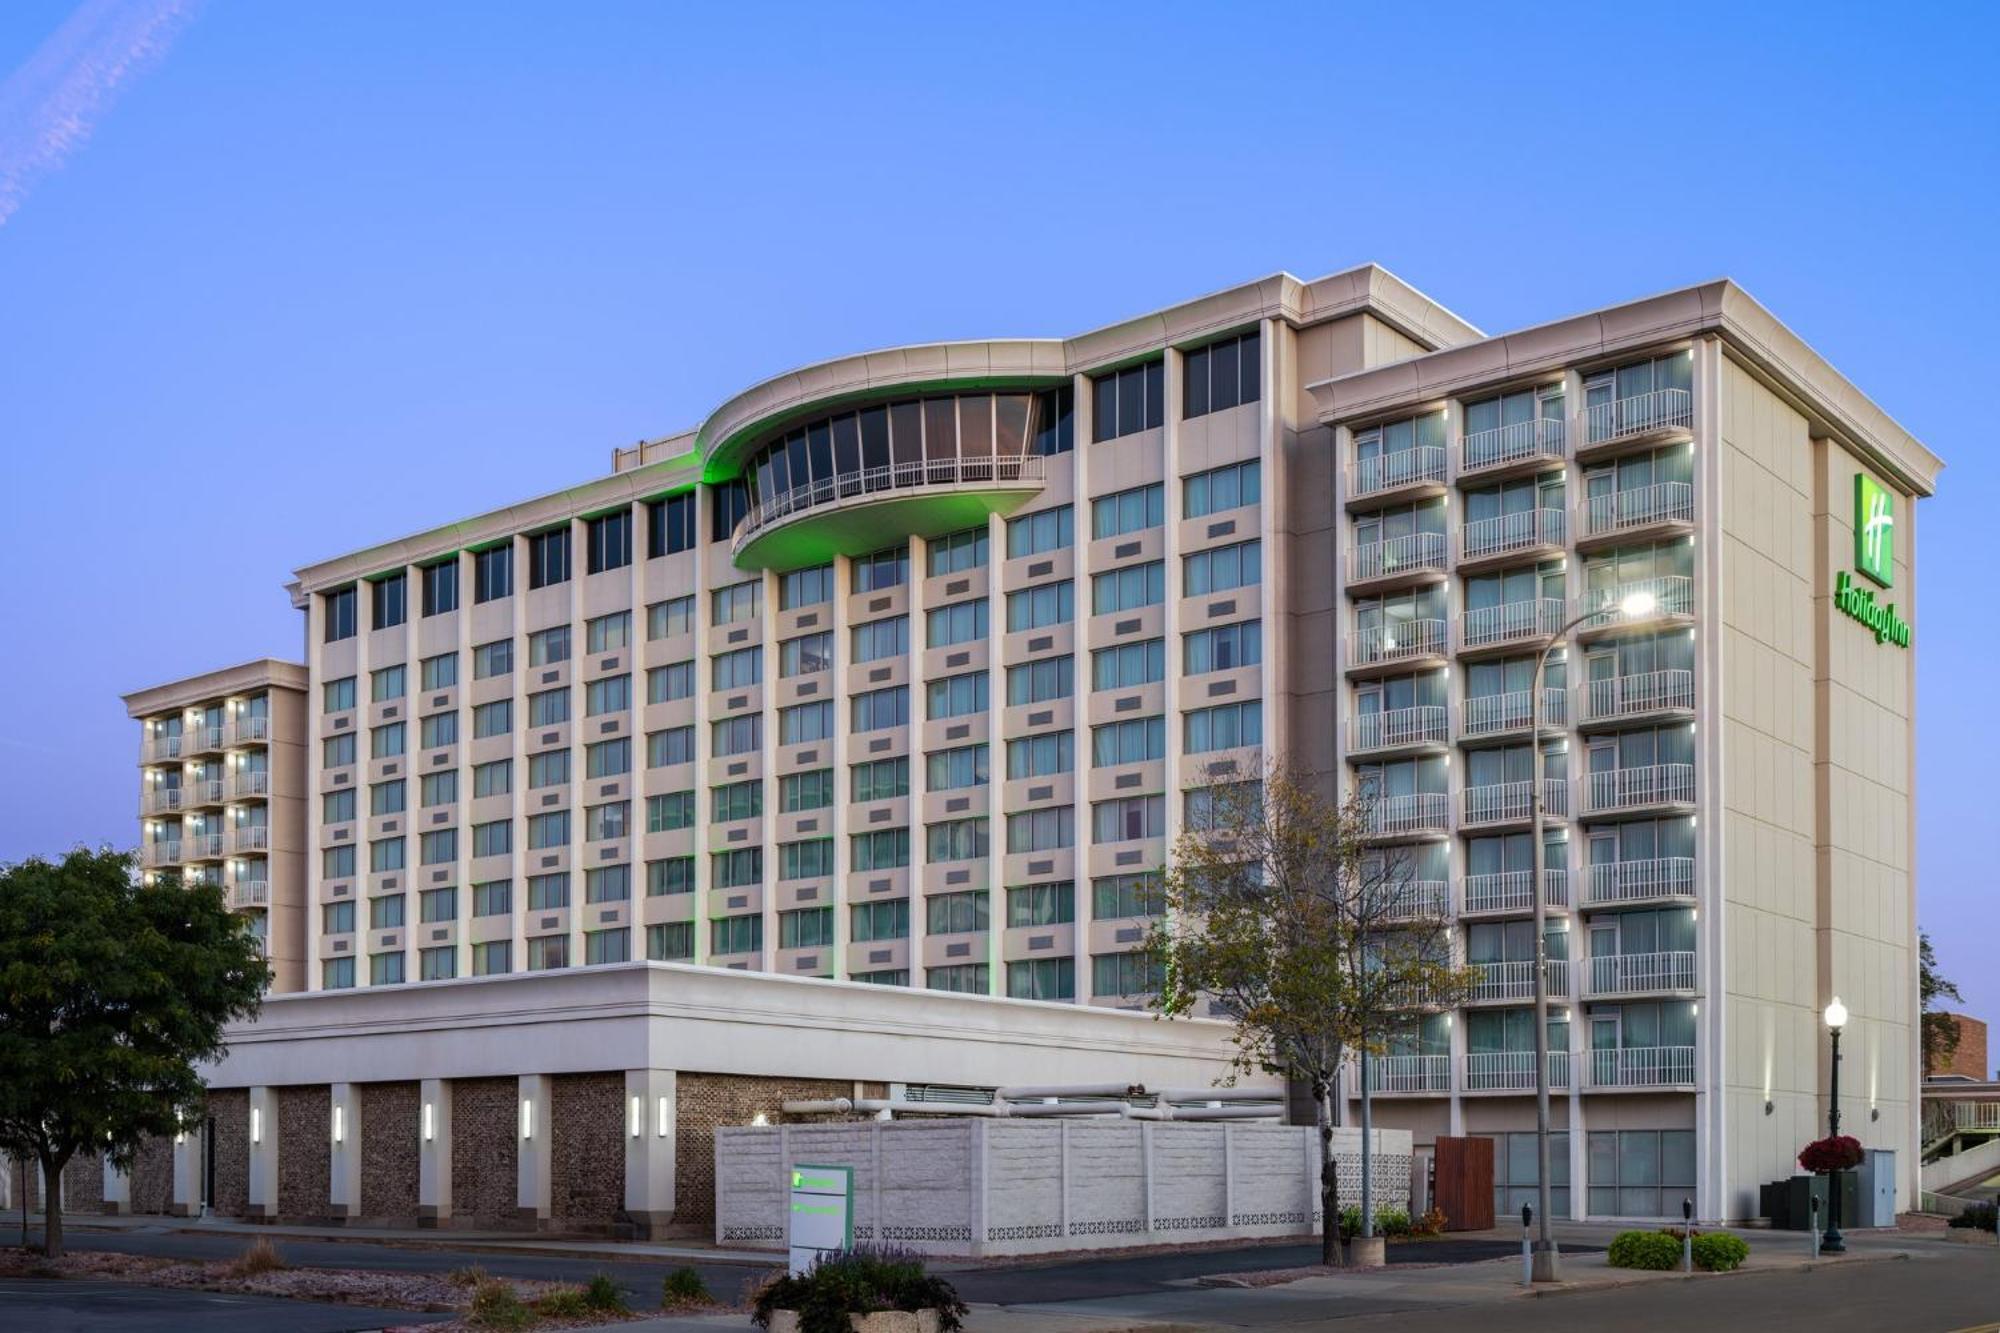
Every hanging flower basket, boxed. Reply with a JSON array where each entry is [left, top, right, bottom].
[[1798, 1135, 1864, 1174]]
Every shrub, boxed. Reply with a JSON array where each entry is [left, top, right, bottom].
[[532, 1286, 591, 1318], [1607, 1229, 1681, 1270], [582, 1271, 629, 1313], [447, 1264, 490, 1288], [662, 1267, 713, 1307], [228, 1237, 285, 1276], [1949, 1202, 1998, 1232], [1336, 1205, 1414, 1239], [1691, 1233, 1749, 1272], [1410, 1207, 1447, 1238], [468, 1279, 531, 1331], [751, 1247, 968, 1333]]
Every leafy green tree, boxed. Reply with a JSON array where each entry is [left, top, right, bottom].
[[1920, 929, 1965, 1074], [0, 848, 267, 1255]]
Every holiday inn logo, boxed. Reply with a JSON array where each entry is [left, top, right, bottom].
[[1855, 472, 1894, 587]]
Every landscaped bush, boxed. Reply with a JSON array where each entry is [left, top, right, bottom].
[[662, 1266, 713, 1307], [228, 1237, 285, 1276], [1336, 1206, 1415, 1239], [1949, 1202, 1998, 1232], [468, 1279, 531, 1331], [751, 1247, 968, 1333], [582, 1271, 629, 1313], [1411, 1207, 1447, 1237], [1607, 1229, 1681, 1270], [1691, 1233, 1749, 1271], [447, 1264, 490, 1288], [531, 1286, 590, 1318]]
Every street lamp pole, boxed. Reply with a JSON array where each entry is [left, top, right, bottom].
[[1823, 996, 1849, 1254]]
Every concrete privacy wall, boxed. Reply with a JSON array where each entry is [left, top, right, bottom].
[[716, 1119, 1412, 1257]]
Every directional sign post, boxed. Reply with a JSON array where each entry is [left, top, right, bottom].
[[788, 1163, 854, 1275]]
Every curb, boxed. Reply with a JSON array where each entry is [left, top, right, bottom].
[[1521, 1249, 1913, 1298], [64, 1221, 776, 1269]]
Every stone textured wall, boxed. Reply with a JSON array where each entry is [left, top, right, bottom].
[[209, 1089, 249, 1217], [277, 1085, 331, 1221], [676, 1072, 856, 1228], [452, 1077, 520, 1224], [359, 1082, 420, 1222], [550, 1073, 624, 1230], [63, 1153, 105, 1213], [129, 1136, 175, 1214]]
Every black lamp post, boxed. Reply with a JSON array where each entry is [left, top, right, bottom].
[[1823, 996, 1848, 1254]]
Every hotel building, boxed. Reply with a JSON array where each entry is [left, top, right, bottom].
[[99, 266, 1936, 1229]]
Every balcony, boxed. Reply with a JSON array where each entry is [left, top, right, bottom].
[[187, 832, 225, 861], [1365, 1053, 1451, 1094], [186, 778, 225, 808], [143, 841, 183, 868], [1580, 388, 1693, 454], [1460, 688, 1567, 739], [188, 724, 226, 755], [1469, 959, 1569, 1003], [225, 715, 272, 747], [1462, 779, 1568, 828], [732, 455, 1047, 572], [1465, 1050, 1571, 1092], [1576, 670, 1694, 726], [142, 734, 183, 763], [1348, 705, 1449, 755], [1349, 532, 1449, 588], [1362, 792, 1449, 839], [1585, 857, 1696, 907], [1462, 869, 1568, 916], [1587, 1044, 1696, 1089], [141, 787, 182, 816], [1350, 447, 1447, 502], [226, 826, 271, 855], [1583, 764, 1694, 816], [1348, 618, 1448, 670], [227, 771, 272, 800], [1579, 483, 1694, 543], [229, 880, 271, 910], [1588, 950, 1696, 997], [1460, 598, 1563, 652], [1574, 576, 1694, 633], [1460, 416, 1566, 475], [1379, 879, 1451, 922], [1461, 508, 1566, 564]]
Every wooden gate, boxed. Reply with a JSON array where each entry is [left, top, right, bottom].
[[1432, 1135, 1495, 1231]]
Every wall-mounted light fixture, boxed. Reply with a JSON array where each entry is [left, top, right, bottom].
[[422, 1102, 435, 1142], [629, 1096, 642, 1139], [250, 1107, 262, 1145], [520, 1098, 534, 1141], [332, 1105, 345, 1145], [657, 1096, 672, 1139]]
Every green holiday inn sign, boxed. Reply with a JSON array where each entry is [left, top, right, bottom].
[[1835, 473, 1910, 647]]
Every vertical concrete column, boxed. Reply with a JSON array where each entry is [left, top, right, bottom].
[[246, 1086, 279, 1220], [169, 1129, 203, 1216], [622, 1069, 677, 1237], [516, 1073, 552, 1225], [102, 1160, 131, 1215], [418, 1078, 453, 1227], [328, 1082, 362, 1221]]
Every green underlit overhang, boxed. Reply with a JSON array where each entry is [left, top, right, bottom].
[[732, 485, 1042, 573]]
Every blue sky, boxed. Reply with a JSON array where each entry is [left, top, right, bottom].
[[1, 2, 1994, 1023]]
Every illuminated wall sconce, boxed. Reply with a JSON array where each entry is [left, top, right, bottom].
[[1764, 1100, 1774, 1116], [332, 1106, 345, 1145], [422, 1102, 435, 1142], [629, 1096, 642, 1139], [1871, 1107, 1880, 1122], [519, 1098, 534, 1141], [657, 1097, 672, 1139], [751, 1112, 769, 1127], [250, 1107, 262, 1145]]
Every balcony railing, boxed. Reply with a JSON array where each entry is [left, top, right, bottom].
[[1584, 764, 1695, 815], [734, 455, 1046, 553], [1350, 531, 1449, 584], [1585, 857, 1695, 905], [1465, 1050, 1571, 1092], [143, 734, 184, 763], [1461, 416, 1566, 473], [1461, 688, 1567, 737], [229, 880, 271, 910], [225, 715, 272, 746], [141, 787, 182, 815], [1366, 1053, 1451, 1093], [1461, 598, 1563, 650], [1575, 575, 1694, 627], [189, 724, 225, 753], [188, 832, 225, 860], [1462, 779, 1568, 827], [226, 826, 271, 855], [1350, 705, 1448, 752], [1469, 958, 1568, 1002], [1583, 388, 1693, 446], [144, 841, 183, 867], [1379, 879, 1451, 922], [227, 771, 272, 800], [1581, 482, 1693, 539], [1589, 950, 1696, 996], [1462, 869, 1568, 915], [1363, 792, 1449, 837], [1349, 618, 1448, 668], [1589, 1045, 1696, 1088], [1578, 669, 1694, 724], [1462, 508, 1566, 561], [188, 778, 224, 806], [1352, 446, 1447, 499]]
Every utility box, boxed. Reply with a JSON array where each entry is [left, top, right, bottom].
[[1853, 1150, 1898, 1227]]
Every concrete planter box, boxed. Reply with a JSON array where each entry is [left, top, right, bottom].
[[766, 1310, 944, 1333], [1944, 1228, 1997, 1246], [1344, 1235, 1387, 1268]]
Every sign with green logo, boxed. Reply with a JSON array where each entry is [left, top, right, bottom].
[[1854, 473, 1894, 588], [788, 1161, 853, 1275]]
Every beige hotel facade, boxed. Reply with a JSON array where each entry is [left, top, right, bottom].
[[106, 265, 1937, 1229]]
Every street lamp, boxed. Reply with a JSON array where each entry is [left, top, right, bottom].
[[1823, 996, 1849, 1254], [1528, 587, 1658, 1282]]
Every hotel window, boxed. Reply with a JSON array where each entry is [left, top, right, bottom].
[[648, 661, 695, 703], [1091, 561, 1164, 614], [1007, 956, 1075, 1001], [1090, 359, 1164, 442], [712, 647, 762, 691], [421, 652, 458, 691], [582, 738, 628, 780], [1031, 384, 1075, 455], [926, 599, 988, 647], [1093, 794, 1165, 842], [783, 630, 836, 676], [1091, 483, 1164, 539], [779, 906, 834, 949], [853, 970, 909, 987], [710, 478, 750, 542], [1093, 872, 1163, 919], [1005, 581, 1073, 632], [778, 700, 833, 744], [1581, 539, 1694, 606], [324, 676, 357, 713], [1182, 329, 1260, 419], [420, 712, 457, 750], [586, 611, 630, 655], [926, 744, 988, 792], [1006, 807, 1074, 853], [323, 957, 357, 990], [1184, 539, 1261, 595], [472, 941, 511, 976], [1587, 1129, 1694, 1219], [780, 839, 835, 880], [323, 789, 356, 824], [473, 759, 511, 798], [853, 546, 909, 592], [1183, 460, 1261, 518], [323, 900, 356, 934], [473, 639, 513, 680], [1092, 716, 1165, 766], [710, 914, 762, 955], [712, 580, 762, 626], [323, 845, 356, 879], [712, 848, 762, 889], [527, 873, 569, 909], [473, 545, 512, 603], [779, 769, 834, 812], [325, 586, 358, 642], [585, 864, 631, 903], [848, 618, 905, 665], [527, 527, 570, 589], [851, 898, 909, 943], [1005, 731, 1073, 779], [926, 672, 988, 720], [586, 801, 629, 842], [528, 625, 570, 667], [928, 963, 990, 993], [1185, 700, 1261, 753], [647, 921, 694, 961], [1184, 621, 1262, 675], [471, 820, 511, 857], [1093, 951, 1164, 998], [647, 492, 696, 558], [420, 947, 456, 981], [1005, 656, 1072, 706], [472, 880, 511, 915], [650, 725, 696, 766], [371, 573, 408, 630], [851, 686, 908, 733], [712, 779, 762, 823], [421, 560, 458, 616], [647, 791, 694, 832], [370, 665, 405, 702], [369, 779, 406, 816], [1006, 505, 1073, 558], [646, 857, 694, 897], [1187, 780, 1261, 831], [527, 810, 570, 850], [528, 749, 569, 789], [926, 527, 988, 576], [851, 757, 909, 804], [1092, 638, 1165, 691], [369, 837, 405, 872], [925, 817, 988, 863], [927, 890, 989, 934], [850, 828, 910, 870], [527, 934, 569, 971], [369, 894, 405, 930], [371, 722, 405, 758], [649, 596, 695, 641], [586, 508, 632, 574], [779, 564, 834, 610], [420, 886, 457, 922], [585, 675, 630, 717], [528, 688, 570, 728], [1487, 1130, 1571, 1216]]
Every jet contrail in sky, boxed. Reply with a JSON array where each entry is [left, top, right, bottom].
[[0, 0, 200, 228]]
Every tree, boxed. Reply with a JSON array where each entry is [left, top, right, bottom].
[[1147, 765, 1473, 1264], [1920, 930, 1964, 1075], [0, 848, 267, 1256]]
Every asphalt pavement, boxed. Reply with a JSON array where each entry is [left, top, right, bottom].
[[0, 1278, 449, 1333]]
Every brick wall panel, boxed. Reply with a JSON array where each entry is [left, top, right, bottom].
[[208, 1089, 249, 1217], [551, 1073, 624, 1229], [359, 1082, 420, 1222], [129, 1136, 174, 1214], [277, 1085, 331, 1220], [675, 1072, 856, 1228], [63, 1153, 105, 1213], [452, 1077, 520, 1224]]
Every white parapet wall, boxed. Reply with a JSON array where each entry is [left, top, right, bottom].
[[716, 1119, 1412, 1257]]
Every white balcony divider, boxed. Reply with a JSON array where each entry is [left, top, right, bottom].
[[228, 771, 272, 799], [1350, 705, 1448, 752], [1350, 531, 1448, 583], [1462, 779, 1567, 826], [1584, 764, 1695, 814], [1574, 575, 1694, 625], [1581, 482, 1693, 538], [1461, 598, 1563, 650], [1583, 387, 1693, 445], [734, 454, 1047, 551], [1460, 416, 1566, 472], [1461, 507, 1566, 561], [1585, 857, 1695, 904], [1462, 869, 1568, 914], [1365, 791, 1449, 836], [1589, 1045, 1696, 1088], [1465, 1050, 1571, 1092], [1589, 950, 1697, 996], [1349, 618, 1447, 667], [1579, 669, 1694, 723], [1380, 879, 1451, 921], [1369, 1053, 1450, 1093], [1461, 688, 1567, 737], [1352, 446, 1447, 498]]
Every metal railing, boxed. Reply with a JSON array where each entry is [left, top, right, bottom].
[[1348, 618, 1447, 667], [188, 832, 225, 860], [1352, 446, 1447, 499], [733, 454, 1047, 552], [1585, 857, 1695, 905], [1462, 508, 1566, 561], [1589, 950, 1697, 996], [1367, 1053, 1451, 1093], [1925, 1101, 2000, 1142], [1578, 669, 1694, 723], [141, 787, 183, 815], [1363, 792, 1449, 837], [229, 880, 271, 909], [1461, 416, 1567, 473], [189, 724, 225, 753], [1465, 1050, 1571, 1092], [144, 841, 183, 867], [1574, 575, 1694, 626], [188, 778, 224, 806], [1380, 879, 1451, 921], [1462, 778, 1568, 827], [1462, 869, 1569, 914], [1469, 959, 1569, 1002], [1350, 531, 1449, 583], [226, 826, 271, 854], [1581, 482, 1694, 538], [225, 715, 272, 746], [143, 734, 183, 762], [1589, 1045, 1696, 1088], [1584, 764, 1695, 814], [227, 771, 271, 799], [1461, 688, 1567, 737], [1350, 705, 1448, 752], [1582, 387, 1693, 446], [1461, 598, 1564, 650]]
